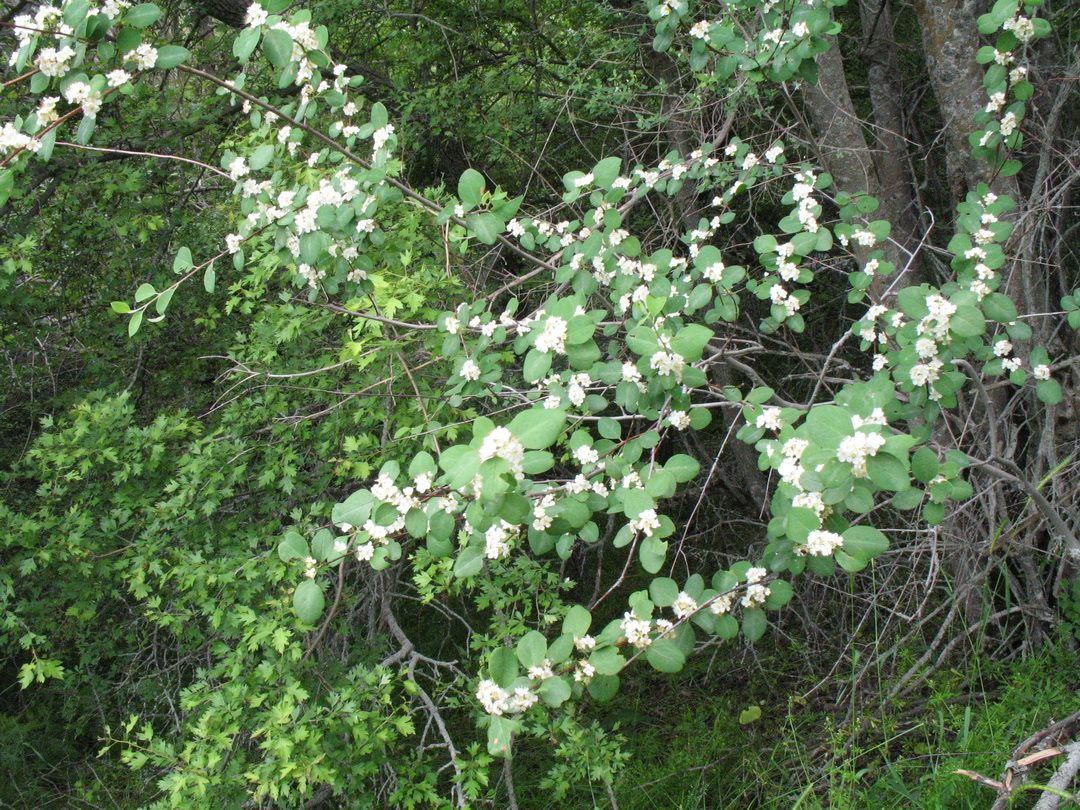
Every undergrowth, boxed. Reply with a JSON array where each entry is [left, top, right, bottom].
[[577, 639, 1080, 809]]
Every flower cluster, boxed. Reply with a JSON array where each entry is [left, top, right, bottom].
[[477, 427, 525, 477]]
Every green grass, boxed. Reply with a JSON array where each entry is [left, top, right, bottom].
[[589, 641, 1080, 810]]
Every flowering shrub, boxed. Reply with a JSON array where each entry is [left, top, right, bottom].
[[1, 0, 1073, 802]]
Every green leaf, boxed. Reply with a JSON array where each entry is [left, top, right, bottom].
[[453, 545, 484, 579], [649, 577, 679, 607], [154, 45, 189, 69], [911, 446, 939, 483], [764, 579, 793, 609], [233, 27, 261, 61], [458, 168, 485, 206], [173, 246, 192, 272], [127, 310, 143, 336], [742, 608, 767, 642], [563, 605, 592, 638], [523, 349, 552, 383], [293, 579, 325, 624], [645, 638, 686, 672], [981, 293, 1017, 323], [311, 528, 335, 561], [661, 454, 698, 483], [639, 535, 668, 573], [949, 306, 986, 338], [586, 674, 618, 702], [333, 489, 374, 528], [1036, 378, 1062, 405], [592, 156, 622, 188], [278, 531, 309, 561], [538, 675, 571, 707], [203, 266, 216, 293], [508, 408, 566, 449], [589, 646, 625, 676], [867, 454, 910, 491], [111, 301, 131, 314], [124, 3, 160, 27], [670, 324, 714, 360], [75, 115, 95, 145], [249, 143, 275, 170], [739, 705, 762, 725], [154, 287, 174, 316], [802, 405, 852, 449], [369, 102, 389, 128], [487, 716, 515, 757], [786, 507, 820, 544], [515, 631, 548, 669], [466, 212, 502, 245], [841, 525, 889, 559], [489, 647, 518, 686], [261, 28, 293, 68]]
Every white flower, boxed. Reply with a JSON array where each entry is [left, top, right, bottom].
[[228, 157, 250, 180], [476, 679, 509, 715], [106, 69, 131, 88], [703, 261, 726, 282], [459, 359, 480, 381], [872, 354, 889, 371], [915, 338, 938, 359], [36, 46, 76, 78], [756, 407, 783, 431], [672, 592, 698, 619], [805, 529, 844, 556], [573, 660, 596, 683], [126, 43, 159, 70], [910, 361, 942, 387], [372, 124, 395, 150], [668, 410, 691, 430], [302, 556, 318, 578], [791, 21, 809, 38], [574, 634, 596, 652], [535, 316, 568, 355], [245, 1, 268, 26], [630, 509, 662, 537], [1003, 357, 1022, 371], [1000, 112, 1018, 137], [1003, 16, 1035, 42], [650, 351, 684, 379], [621, 362, 645, 391], [574, 445, 599, 465], [741, 583, 771, 608], [505, 687, 537, 713], [1033, 364, 1051, 381], [574, 172, 594, 188], [792, 490, 827, 518], [484, 520, 515, 560], [477, 427, 525, 477], [527, 659, 554, 680], [35, 97, 60, 126], [746, 567, 767, 584], [709, 594, 734, 615], [0, 123, 31, 154], [621, 612, 653, 648], [225, 233, 242, 253], [994, 340, 1013, 357]]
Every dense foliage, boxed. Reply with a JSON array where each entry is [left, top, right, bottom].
[[2, 0, 1079, 806]]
